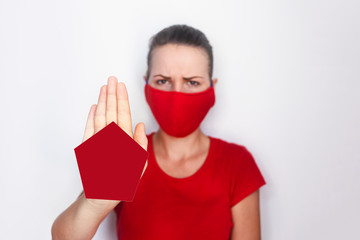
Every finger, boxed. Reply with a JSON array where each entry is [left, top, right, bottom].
[[117, 82, 133, 138], [94, 85, 107, 134], [134, 122, 148, 178], [133, 122, 148, 151], [140, 160, 148, 178], [82, 104, 96, 143], [106, 76, 118, 125]]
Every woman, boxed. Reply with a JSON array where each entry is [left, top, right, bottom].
[[52, 24, 266, 240]]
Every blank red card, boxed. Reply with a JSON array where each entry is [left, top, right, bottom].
[[74, 121, 149, 201]]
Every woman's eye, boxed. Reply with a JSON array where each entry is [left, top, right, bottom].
[[156, 79, 168, 85], [188, 81, 200, 86]]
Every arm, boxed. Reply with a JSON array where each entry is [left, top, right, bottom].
[[51, 77, 147, 239], [51, 191, 120, 240], [230, 190, 261, 240]]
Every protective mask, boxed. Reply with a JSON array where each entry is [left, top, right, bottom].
[[144, 79, 215, 138]]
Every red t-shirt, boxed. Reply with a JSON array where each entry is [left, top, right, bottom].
[[114, 132, 266, 240]]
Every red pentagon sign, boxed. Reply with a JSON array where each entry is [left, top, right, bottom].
[[74, 121, 149, 201]]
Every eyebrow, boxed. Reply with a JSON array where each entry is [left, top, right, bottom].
[[153, 74, 204, 80]]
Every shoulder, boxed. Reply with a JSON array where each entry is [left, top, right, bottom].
[[208, 136, 262, 176], [209, 136, 252, 161], [209, 136, 266, 202]]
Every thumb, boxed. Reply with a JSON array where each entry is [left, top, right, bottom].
[[133, 122, 148, 151]]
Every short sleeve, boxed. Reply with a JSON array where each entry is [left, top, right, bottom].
[[229, 146, 266, 207]]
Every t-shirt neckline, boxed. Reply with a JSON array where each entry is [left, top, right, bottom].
[[148, 132, 214, 183]]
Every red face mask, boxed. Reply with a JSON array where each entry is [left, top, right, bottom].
[[144, 80, 216, 138]]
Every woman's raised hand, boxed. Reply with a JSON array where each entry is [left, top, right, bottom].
[[80, 76, 148, 210]]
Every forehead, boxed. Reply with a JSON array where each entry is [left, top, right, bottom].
[[150, 44, 208, 76]]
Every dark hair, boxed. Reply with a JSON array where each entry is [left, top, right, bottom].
[[145, 24, 213, 82]]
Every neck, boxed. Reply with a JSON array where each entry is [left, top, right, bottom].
[[153, 127, 206, 161]]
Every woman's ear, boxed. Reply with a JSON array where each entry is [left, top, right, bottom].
[[212, 78, 218, 86], [143, 75, 147, 82]]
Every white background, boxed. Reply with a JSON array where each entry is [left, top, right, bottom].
[[0, 0, 359, 239]]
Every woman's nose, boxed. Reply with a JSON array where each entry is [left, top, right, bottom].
[[172, 81, 183, 92]]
